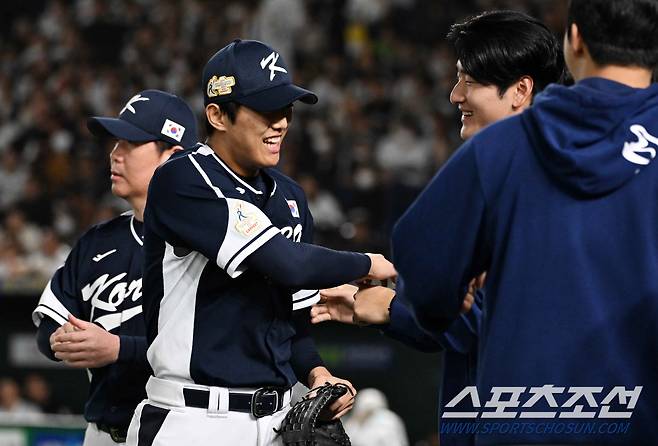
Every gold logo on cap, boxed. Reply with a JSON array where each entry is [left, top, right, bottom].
[[207, 75, 236, 97]]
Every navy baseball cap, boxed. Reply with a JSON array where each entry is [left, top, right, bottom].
[[87, 89, 198, 149], [203, 39, 318, 112]]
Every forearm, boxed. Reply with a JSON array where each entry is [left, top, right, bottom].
[[36, 318, 60, 361], [436, 290, 482, 354], [117, 335, 149, 367], [290, 310, 324, 385], [392, 142, 488, 333], [382, 296, 445, 353], [246, 234, 371, 289]]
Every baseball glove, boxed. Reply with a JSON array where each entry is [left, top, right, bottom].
[[276, 383, 352, 446]]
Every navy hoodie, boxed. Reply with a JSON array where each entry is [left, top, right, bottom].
[[392, 78, 658, 445]]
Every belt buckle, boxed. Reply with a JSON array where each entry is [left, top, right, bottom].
[[251, 387, 279, 418], [109, 427, 127, 443]]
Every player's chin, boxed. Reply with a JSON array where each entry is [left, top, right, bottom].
[[261, 152, 280, 167], [110, 184, 130, 199], [460, 125, 477, 141]]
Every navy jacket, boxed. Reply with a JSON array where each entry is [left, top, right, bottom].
[[393, 78, 658, 444]]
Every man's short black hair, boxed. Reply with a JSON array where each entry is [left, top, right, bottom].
[[568, 0, 658, 69], [205, 102, 240, 137], [447, 10, 564, 97]]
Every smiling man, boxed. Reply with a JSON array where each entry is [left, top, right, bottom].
[[33, 89, 198, 446], [128, 39, 395, 446], [448, 10, 564, 140]]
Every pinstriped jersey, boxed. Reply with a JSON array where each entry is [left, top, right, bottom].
[[143, 144, 321, 387], [32, 213, 150, 428]]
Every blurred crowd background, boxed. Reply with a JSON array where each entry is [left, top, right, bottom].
[[1, 1, 570, 443], [0, 0, 568, 294]]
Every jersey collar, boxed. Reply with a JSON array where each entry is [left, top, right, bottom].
[[195, 144, 278, 197], [120, 211, 144, 246]]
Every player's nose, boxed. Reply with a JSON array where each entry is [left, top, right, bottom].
[[266, 106, 292, 131], [450, 82, 465, 105], [269, 117, 288, 134], [110, 140, 128, 160]]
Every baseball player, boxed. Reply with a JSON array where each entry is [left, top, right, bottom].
[[126, 39, 395, 446], [33, 89, 198, 446], [311, 11, 564, 446]]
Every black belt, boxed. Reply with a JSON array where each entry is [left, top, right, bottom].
[[182, 386, 289, 418], [97, 423, 128, 443]]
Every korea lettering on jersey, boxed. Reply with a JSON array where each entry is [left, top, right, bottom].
[[32, 215, 145, 332]]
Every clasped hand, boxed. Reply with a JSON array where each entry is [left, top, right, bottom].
[[50, 315, 120, 368]]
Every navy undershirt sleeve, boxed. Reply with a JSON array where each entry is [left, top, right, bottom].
[[36, 317, 60, 361], [246, 233, 371, 289], [290, 309, 324, 385], [380, 296, 445, 353], [117, 335, 149, 366]]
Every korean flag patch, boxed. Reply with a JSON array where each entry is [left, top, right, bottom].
[[161, 119, 186, 142], [286, 200, 300, 218]]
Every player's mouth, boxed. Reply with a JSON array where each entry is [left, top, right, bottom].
[[461, 110, 474, 122], [263, 135, 282, 154], [111, 171, 123, 181]]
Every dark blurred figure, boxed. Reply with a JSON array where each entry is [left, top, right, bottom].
[[0, 377, 40, 414], [23, 373, 70, 414], [15, 175, 55, 228]]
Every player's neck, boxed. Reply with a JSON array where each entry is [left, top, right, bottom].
[[207, 138, 260, 178], [573, 59, 652, 89], [130, 197, 146, 222]]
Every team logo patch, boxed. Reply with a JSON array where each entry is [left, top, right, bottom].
[[235, 203, 263, 237], [286, 200, 300, 218], [207, 75, 236, 98], [161, 119, 186, 142]]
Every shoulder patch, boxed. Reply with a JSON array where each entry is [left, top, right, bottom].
[[234, 202, 264, 237]]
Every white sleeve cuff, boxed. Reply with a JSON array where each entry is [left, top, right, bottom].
[[292, 289, 321, 311], [32, 281, 70, 326]]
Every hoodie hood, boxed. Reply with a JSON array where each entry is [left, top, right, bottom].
[[522, 78, 658, 196]]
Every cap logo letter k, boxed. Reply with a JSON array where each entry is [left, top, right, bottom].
[[260, 52, 287, 81], [120, 94, 150, 115]]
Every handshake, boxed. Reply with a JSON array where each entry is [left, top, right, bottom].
[[310, 252, 399, 327], [311, 254, 484, 326]]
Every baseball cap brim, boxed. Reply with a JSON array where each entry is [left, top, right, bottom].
[[87, 117, 157, 142], [236, 84, 318, 112]]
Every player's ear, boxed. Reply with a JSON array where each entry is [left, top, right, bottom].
[[512, 75, 534, 110], [567, 23, 586, 56], [158, 144, 183, 163], [206, 103, 228, 133]]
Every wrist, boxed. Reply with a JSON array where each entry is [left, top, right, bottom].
[[365, 254, 373, 276], [378, 289, 396, 323], [308, 366, 332, 387], [387, 293, 396, 321], [111, 334, 120, 362]]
